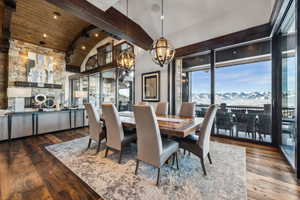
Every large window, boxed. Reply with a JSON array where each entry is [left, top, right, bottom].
[[215, 60, 272, 142], [279, 1, 296, 167], [181, 53, 211, 117], [180, 40, 272, 143]]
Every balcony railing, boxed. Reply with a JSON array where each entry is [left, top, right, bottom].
[[195, 104, 295, 143]]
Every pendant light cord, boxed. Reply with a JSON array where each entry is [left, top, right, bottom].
[[161, 0, 164, 37], [126, 0, 129, 35]]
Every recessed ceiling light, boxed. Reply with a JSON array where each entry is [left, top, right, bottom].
[[94, 33, 99, 37], [81, 45, 86, 50], [42, 33, 47, 38], [53, 12, 61, 19]]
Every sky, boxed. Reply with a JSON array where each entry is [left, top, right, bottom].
[[191, 61, 272, 94]]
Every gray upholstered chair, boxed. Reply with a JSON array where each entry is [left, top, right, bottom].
[[102, 103, 136, 164], [179, 102, 196, 117], [179, 104, 217, 175], [84, 103, 106, 153], [133, 105, 179, 186], [155, 102, 168, 115], [137, 102, 149, 105]]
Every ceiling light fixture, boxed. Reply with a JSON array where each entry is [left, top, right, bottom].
[[94, 33, 99, 37], [81, 45, 86, 50], [42, 33, 47, 38], [117, 0, 135, 71], [150, 0, 175, 67]]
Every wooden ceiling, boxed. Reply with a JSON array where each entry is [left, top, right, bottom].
[[3, 0, 109, 68], [11, 0, 90, 51], [68, 32, 107, 67]]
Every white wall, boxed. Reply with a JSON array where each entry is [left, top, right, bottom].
[[135, 49, 169, 109]]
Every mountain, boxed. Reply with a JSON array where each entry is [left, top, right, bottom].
[[192, 91, 271, 106]]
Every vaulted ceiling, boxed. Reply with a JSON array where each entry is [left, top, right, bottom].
[[111, 0, 276, 48], [0, 0, 277, 69]]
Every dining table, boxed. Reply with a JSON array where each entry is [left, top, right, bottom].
[[118, 111, 204, 138]]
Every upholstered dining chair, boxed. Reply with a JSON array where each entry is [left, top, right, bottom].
[[133, 105, 179, 186], [102, 103, 137, 164], [84, 103, 106, 153], [179, 102, 196, 117], [156, 102, 168, 115], [179, 104, 217, 175], [137, 102, 149, 105]]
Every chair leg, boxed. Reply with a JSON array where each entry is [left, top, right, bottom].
[[135, 160, 139, 175], [172, 154, 175, 166], [175, 152, 179, 170], [87, 138, 92, 149], [96, 141, 101, 153], [156, 168, 161, 186], [118, 149, 123, 164], [200, 157, 207, 175], [207, 152, 212, 164], [105, 147, 109, 157]]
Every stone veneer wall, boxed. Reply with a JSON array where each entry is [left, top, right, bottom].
[[7, 40, 68, 107], [0, 52, 8, 109]]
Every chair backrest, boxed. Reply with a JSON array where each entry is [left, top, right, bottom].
[[133, 105, 162, 167], [102, 104, 124, 150], [84, 103, 102, 141], [197, 104, 218, 157], [137, 102, 149, 106], [156, 102, 168, 115], [179, 102, 196, 117]]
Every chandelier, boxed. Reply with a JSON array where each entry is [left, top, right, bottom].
[[150, 0, 175, 67], [117, 48, 135, 71], [117, 0, 135, 71]]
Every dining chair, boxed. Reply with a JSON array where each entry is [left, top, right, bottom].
[[137, 102, 149, 105], [155, 102, 168, 115], [102, 103, 137, 164], [133, 105, 179, 186], [84, 103, 106, 153], [179, 104, 217, 175], [179, 102, 196, 117]]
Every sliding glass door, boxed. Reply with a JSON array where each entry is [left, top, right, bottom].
[[279, 1, 297, 168]]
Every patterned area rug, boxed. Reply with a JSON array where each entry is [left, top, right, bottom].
[[46, 137, 247, 200]]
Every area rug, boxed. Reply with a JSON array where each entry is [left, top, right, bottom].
[[46, 137, 247, 200]]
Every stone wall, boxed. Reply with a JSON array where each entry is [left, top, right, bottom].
[[8, 40, 66, 84], [6, 40, 69, 108]]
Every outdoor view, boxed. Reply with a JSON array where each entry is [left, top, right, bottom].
[[188, 59, 272, 142], [191, 61, 272, 106]]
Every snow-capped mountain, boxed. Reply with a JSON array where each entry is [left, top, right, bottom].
[[192, 91, 271, 106]]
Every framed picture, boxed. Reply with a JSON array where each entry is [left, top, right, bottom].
[[142, 71, 160, 102]]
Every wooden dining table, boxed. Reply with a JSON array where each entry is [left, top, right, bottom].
[[118, 111, 204, 138]]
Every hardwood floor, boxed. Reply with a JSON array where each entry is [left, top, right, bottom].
[[0, 128, 299, 200]]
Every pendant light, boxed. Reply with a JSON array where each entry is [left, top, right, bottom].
[[117, 0, 135, 71], [150, 0, 175, 67]]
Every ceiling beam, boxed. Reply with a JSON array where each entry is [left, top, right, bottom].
[[0, 0, 16, 53], [175, 23, 271, 57], [44, 0, 153, 50]]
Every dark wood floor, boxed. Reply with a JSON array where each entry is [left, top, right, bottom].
[[0, 128, 299, 200]]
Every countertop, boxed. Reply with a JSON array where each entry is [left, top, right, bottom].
[[0, 108, 85, 116]]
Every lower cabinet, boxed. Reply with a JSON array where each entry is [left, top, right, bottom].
[[0, 116, 8, 141], [11, 114, 34, 139], [2, 109, 86, 141], [37, 111, 71, 134]]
